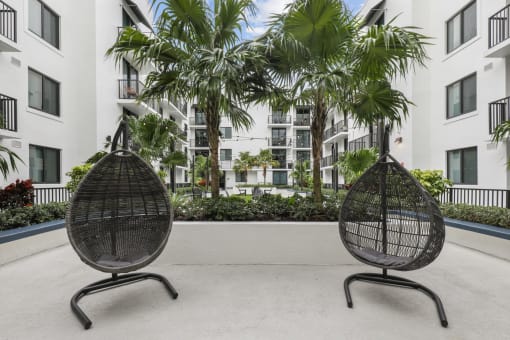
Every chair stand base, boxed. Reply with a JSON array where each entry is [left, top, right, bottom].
[[344, 272, 448, 328], [70, 272, 178, 329]]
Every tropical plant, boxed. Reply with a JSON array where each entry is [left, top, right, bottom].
[[336, 148, 378, 185], [0, 179, 34, 209], [65, 163, 94, 193], [290, 160, 312, 188], [0, 145, 22, 180], [254, 149, 279, 184], [191, 154, 212, 187], [491, 121, 510, 167], [107, 0, 271, 198], [233, 151, 255, 182], [259, 0, 429, 202], [410, 169, 452, 199]]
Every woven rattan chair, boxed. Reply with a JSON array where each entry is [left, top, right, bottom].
[[66, 124, 178, 329], [339, 135, 447, 327]]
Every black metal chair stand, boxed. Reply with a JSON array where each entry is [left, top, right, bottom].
[[71, 273, 178, 329], [339, 130, 448, 328], [66, 124, 178, 329]]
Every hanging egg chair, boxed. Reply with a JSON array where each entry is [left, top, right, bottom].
[[339, 128, 448, 327], [66, 122, 178, 329]]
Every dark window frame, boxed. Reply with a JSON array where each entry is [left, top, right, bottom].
[[446, 146, 478, 185], [29, 144, 61, 184], [220, 149, 232, 161], [220, 127, 232, 139], [235, 171, 247, 182], [446, 1, 476, 54], [28, 67, 60, 116], [446, 72, 476, 119], [272, 171, 288, 185], [29, 0, 60, 49]]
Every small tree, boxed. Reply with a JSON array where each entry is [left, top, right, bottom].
[[410, 169, 452, 200], [254, 149, 279, 184], [233, 152, 255, 183], [291, 160, 311, 189], [336, 148, 378, 185]]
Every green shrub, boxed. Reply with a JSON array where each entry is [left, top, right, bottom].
[[0, 179, 35, 209], [65, 163, 93, 193], [440, 204, 510, 229], [0, 202, 68, 231], [410, 169, 452, 199]]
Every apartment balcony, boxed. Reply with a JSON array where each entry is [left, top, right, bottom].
[[0, 0, 19, 52], [189, 138, 209, 148], [0, 93, 17, 135], [320, 153, 343, 168], [189, 116, 206, 126], [268, 115, 291, 126], [117, 79, 158, 114], [487, 5, 510, 57], [293, 117, 311, 128], [489, 96, 510, 134], [323, 120, 348, 141], [348, 133, 378, 152], [293, 139, 311, 149], [268, 137, 292, 148], [220, 160, 232, 170], [169, 97, 187, 116], [176, 127, 187, 141]]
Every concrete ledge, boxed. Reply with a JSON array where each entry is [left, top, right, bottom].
[[0, 219, 65, 244], [444, 218, 510, 240]]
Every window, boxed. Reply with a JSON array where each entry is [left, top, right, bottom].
[[29, 0, 60, 48], [296, 106, 311, 125], [220, 149, 232, 161], [272, 149, 286, 169], [273, 171, 288, 185], [195, 129, 208, 147], [271, 128, 287, 146], [447, 73, 476, 118], [272, 108, 287, 123], [194, 108, 206, 125], [236, 171, 247, 182], [447, 1, 476, 53], [220, 127, 232, 139], [296, 130, 310, 148], [296, 151, 310, 162], [28, 68, 60, 116], [447, 147, 477, 184], [29, 145, 60, 183], [122, 9, 135, 27]]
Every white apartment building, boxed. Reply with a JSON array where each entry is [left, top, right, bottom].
[[322, 0, 510, 192], [0, 0, 188, 195]]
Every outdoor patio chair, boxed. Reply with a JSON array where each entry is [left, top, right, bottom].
[[339, 128, 448, 327], [66, 122, 178, 329]]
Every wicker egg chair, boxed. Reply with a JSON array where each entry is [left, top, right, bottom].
[[339, 131, 447, 327], [66, 123, 178, 329]]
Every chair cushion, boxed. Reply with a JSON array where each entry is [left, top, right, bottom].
[[97, 252, 150, 268], [351, 247, 412, 267]]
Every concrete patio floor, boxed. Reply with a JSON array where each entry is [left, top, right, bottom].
[[1, 222, 510, 339]]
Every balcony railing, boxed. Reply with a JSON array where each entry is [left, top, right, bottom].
[[118, 79, 143, 99], [268, 115, 291, 124], [323, 120, 347, 140], [489, 5, 510, 49], [169, 96, 187, 115], [0, 0, 16, 43], [189, 116, 206, 125], [321, 153, 343, 167], [0, 93, 17, 132], [293, 139, 311, 148], [176, 127, 187, 140], [348, 133, 378, 152], [439, 187, 510, 209], [189, 138, 209, 148], [293, 116, 311, 126], [268, 137, 292, 147], [34, 187, 72, 205], [489, 96, 510, 134]]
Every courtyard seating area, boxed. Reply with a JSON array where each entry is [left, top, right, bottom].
[[1, 222, 509, 339]]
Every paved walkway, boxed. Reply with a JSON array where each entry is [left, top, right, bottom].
[[1, 222, 510, 339]]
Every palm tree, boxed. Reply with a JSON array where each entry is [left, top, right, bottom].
[[260, 0, 428, 202], [108, 0, 269, 198], [290, 159, 311, 188], [233, 151, 255, 183], [254, 149, 279, 184], [0, 145, 22, 180], [336, 148, 378, 186]]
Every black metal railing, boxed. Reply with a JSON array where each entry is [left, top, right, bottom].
[[189, 116, 206, 125], [170, 97, 187, 115], [268, 115, 291, 124], [0, 0, 16, 43], [293, 139, 311, 148], [0, 93, 17, 132], [190, 138, 209, 147], [321, 153, 343, 167], [323, 120, 348, 140], [268, 137, 292, 147], [440, 187, 510, 209], [348, 132, 378, 152], [489, 5, 510, 49], [33, 187, 72, 205], [489, 96, 510, 134], [293, 116, 311, 126], [118, 79, 143, 99]]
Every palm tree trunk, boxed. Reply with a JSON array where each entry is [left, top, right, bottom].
[[206, 105, 221, 198], [263, 167, 266, 184], [311, 100, 327, 203]]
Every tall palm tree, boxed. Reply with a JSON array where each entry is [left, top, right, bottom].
[[233, 151, 255, 183], [254, 149, 279, 184], [108, 0, 269, 198], [260, 0, 428, 202]]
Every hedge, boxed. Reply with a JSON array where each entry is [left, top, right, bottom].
[[0, 202, 68, 231], [440, 203, 510, 229]]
